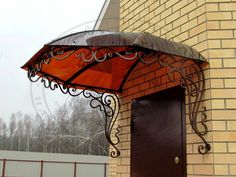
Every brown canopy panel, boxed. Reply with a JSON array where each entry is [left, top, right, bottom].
[[22, 30, 205, 92]]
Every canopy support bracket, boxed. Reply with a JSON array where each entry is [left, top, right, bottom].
[[156, 54, 211, 154]]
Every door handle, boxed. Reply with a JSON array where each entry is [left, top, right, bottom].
[[174, 156, 180, 164]]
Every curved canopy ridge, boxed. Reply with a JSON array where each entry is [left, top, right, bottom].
[[48, 31, 204, 61]]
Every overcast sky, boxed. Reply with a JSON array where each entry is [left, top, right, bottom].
[[0, 0, 105, 122]]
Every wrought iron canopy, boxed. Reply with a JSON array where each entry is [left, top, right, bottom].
[[22, 30, 210, 158], [22, 30, 205, 92]]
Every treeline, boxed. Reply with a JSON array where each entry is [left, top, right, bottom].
[[0, 97, 108, 155]]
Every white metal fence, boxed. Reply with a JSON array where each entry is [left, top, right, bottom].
[[0, 151, 109, 177]]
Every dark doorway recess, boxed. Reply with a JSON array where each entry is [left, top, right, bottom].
[[131, 86, 186, 177]]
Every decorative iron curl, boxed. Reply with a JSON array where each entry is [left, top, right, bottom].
[[28, 71, 84, 97], [75, 47, 139, 62], [157, 54, 211, 154], [49, 47, 79, 60], [43, 46, 140, 63]]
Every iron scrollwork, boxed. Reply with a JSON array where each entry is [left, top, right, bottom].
[[81, 90, 121, 158], [46, 46, 140, 62], [157, 54, 211, 154], [27, 46, 210, 157]]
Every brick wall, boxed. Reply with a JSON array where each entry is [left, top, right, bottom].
[[109, 0, 236, 177], [206, 1, 236, 176]]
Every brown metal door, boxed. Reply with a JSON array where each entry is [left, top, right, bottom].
[[131, 86, 186, 177]]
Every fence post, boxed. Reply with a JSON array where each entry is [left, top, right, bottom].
[[1, 159, 6, 177], [74, 162, 77, 177], [40, 160, 44, 177], [104, 163, 107, 177]]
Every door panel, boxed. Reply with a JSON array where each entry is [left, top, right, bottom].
[[131, 86, 186, 177]]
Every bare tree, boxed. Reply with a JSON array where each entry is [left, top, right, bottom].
[[0, 94, 109, 155], [23, 114, 32, 151], [9, 114, 16, 150], [0, 118, 8, 149]]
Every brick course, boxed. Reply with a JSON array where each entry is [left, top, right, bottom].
[[109, 0, 236, 177]]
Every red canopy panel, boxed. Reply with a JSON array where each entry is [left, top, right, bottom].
[[22, 30, 206, 92], [71, 56, 138, 91]]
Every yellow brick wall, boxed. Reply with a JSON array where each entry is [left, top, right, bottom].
[[206, 1, 236, 176], [109, 0, 236, 177]]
